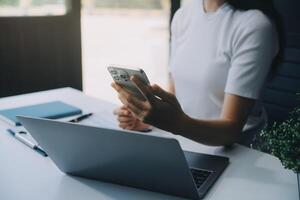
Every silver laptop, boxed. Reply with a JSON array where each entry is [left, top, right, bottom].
[[18, 116, 229, 200]]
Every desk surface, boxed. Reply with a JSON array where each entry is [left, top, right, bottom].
[[0, 88, 297, 200]]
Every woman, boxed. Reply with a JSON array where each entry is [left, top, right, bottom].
[[112, 0, 279, 146]]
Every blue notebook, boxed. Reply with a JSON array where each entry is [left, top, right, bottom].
[[0, 101, 82, 126]]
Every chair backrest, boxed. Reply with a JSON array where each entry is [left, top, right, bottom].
[[262, 0, 300, 123]]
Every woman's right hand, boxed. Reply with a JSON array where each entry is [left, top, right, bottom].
[[113, 106, 150, 131]]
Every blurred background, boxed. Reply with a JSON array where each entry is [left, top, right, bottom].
[[0, 0, 190, 103]]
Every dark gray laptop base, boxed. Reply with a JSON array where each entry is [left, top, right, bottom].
[[18, 116, 229, 200]]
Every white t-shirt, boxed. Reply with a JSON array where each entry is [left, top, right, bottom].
[[169, 0, 278, 133]]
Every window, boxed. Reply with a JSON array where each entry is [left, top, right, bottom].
[[0, 0, 67, 16], [81, 0, 170, 103]]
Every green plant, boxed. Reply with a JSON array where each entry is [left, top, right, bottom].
[[258, 104, 300, 173]]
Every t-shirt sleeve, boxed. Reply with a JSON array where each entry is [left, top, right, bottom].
[[225, 12, 278, 99]]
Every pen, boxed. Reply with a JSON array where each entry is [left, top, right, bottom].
[[68, 113, 93, 123], [10, 113, 93, 135], [7, 129, 48, 157]]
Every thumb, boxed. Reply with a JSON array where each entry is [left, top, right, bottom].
[[151, 84, 173, 101]]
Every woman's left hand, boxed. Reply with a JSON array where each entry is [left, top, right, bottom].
[[111, 76, 187, 133]]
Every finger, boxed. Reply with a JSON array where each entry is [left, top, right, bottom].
[[119, 123, 128, 129], [113, 108, 122, 115], [123, 105, 134, 115], [119, 122, 134, 129], [118, 116, 134, 123], [119, 121, 131, 128], [126, 94, 150, 111], [125, 120, 139, 130], [125, 124, 136, 130], [118, 92, 150, 112], [121, 105, 130, 110], [121, 108, 131, 116], [151, 84, 172, 101], [127, 103, 144, 118], [118, 94, 129, 108], [113, 80, 151, 111], [113, 107, 130, 116], [118, 95, 144, 116], [112, 82, 132, 101], [131, 76, 156, 103], [111, 82, 123, 93]]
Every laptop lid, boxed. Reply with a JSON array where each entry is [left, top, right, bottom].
[[18, 116, 200, 200]]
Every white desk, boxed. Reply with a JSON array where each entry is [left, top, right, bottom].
[[0, 88, 297, 200]]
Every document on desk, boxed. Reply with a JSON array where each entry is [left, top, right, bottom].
[[77, 110, 121, 130], [7, 109, 172, 146], [77, 110, 174, 137]]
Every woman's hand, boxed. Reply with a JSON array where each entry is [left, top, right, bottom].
[[112, 76, 187, 133], [112, 76, 252, 146], [113, 105, 150, 131]]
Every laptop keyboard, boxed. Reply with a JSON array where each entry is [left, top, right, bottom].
[[190, 168, 212, 189]]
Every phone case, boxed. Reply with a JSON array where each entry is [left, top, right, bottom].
[[108, 66, 150, 101]]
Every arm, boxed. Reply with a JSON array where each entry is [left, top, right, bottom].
[[178, 13, 277, 145], [112, 78, 254, 146], [178, 94, 254, 146], [112, 12, 276, 145]]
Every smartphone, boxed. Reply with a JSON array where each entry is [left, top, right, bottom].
[[108, 65, 150, 101]]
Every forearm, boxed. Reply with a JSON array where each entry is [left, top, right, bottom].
[[175, 115, 242, 146], [116, 75, 251, 146]]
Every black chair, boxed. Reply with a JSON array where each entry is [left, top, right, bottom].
[[262, 0, 300, 123]]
